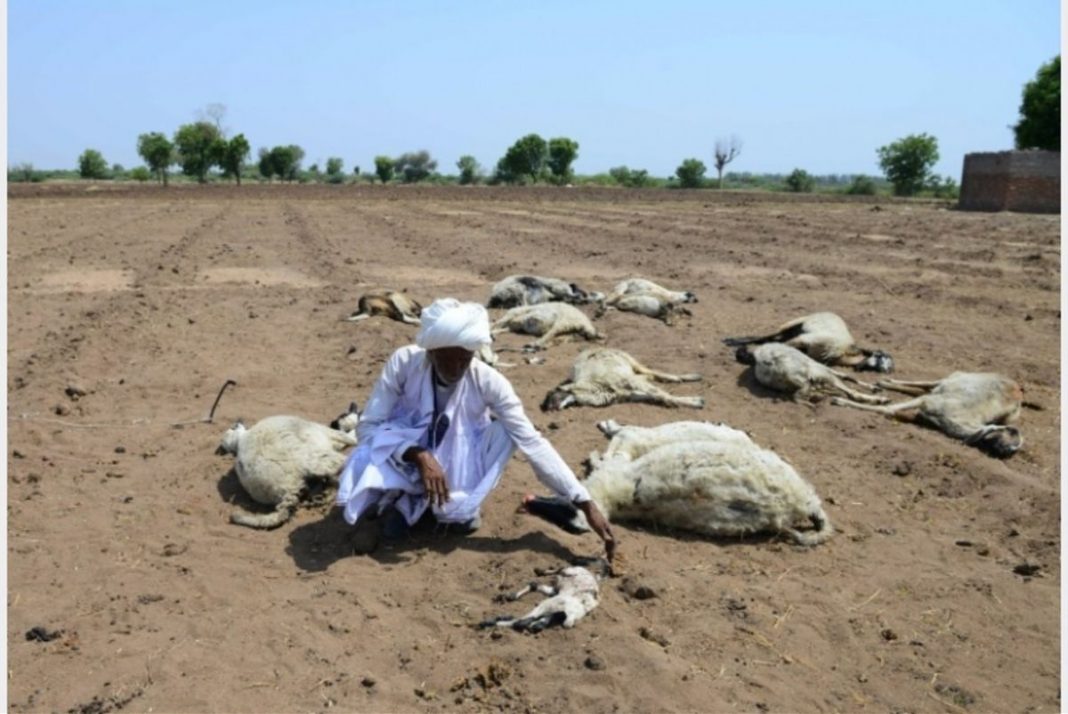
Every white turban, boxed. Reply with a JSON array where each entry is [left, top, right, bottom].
[[415, 298, 492, 352]]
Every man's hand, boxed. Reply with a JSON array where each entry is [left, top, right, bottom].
[[404, 448, 450, 508], [577, 500, 616, 564]]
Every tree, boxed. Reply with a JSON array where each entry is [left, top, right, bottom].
[[846, 175, 877, 196], [609, 166, 651, 188], [78, 149, 109, 179], [198, 103, 228, 135], [326, 157, 344, 175], [547, 137, 580, 185], [129, 166, 152, 183], [258, 148, 274, 182], [137, 132, 174, 185], [877, 133, 939, 196], [457, 155, 481, 185], [374, 155, 394, 183], [111, 163, 125, 179], [394, 150, 437, 183], [10, 163, 36, 182], [174, 121, 223, 183], [784, 168, 815, 193], [1013, 55, 1060, 150], [266, 145, 303, 181], [675, 158, 707, 188], [497, 134, 548, 184], [713, 136, 742, 188], [217, 134, 250, 185]]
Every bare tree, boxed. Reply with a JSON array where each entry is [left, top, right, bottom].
[[713, 135, 743, 188], [199, 103, 229, 137]]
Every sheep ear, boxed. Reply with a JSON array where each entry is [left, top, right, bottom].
[[349, 401, 359, 414]]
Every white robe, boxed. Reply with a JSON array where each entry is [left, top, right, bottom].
[[336, 345, 590, 526]]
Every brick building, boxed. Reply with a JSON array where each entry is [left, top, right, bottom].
[[958, 150, 1060, 213]]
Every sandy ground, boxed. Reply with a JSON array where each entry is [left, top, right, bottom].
[[6, 183, 1060, 713]]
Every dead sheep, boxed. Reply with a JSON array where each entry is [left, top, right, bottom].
[[216, 406, 360, 528], [344, 291, 423, 325], [585, 418, 755, 473], [600, 278, 697, 324], [723, 311, 894, 372], [519, 420, 833, 546], [541, 347, 704, 411], [487, 275, 601, 309], [831, 372, 1032, 458], [735, 343, 889, 404], [491, 302, 602, 351], [479, 560, 607, 633]]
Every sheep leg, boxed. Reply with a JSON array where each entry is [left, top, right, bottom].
[[828, 378, 890, 404], [875, 378, 940, 396], [722, 322, 806, 347], [828, 369, 880, 389], [344, 312, 371, 322], [511, 582, 557, 600], [596, 419, 624, 438], [621, 353, 702, 383], [626, 384, 705, 409], [513, 607, 568, 633], [398, 313, 422, 325], [829, 395, 924, 419], [528, 324, 569, 350]]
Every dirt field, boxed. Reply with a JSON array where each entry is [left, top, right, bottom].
[[7, 183, 1060, 713]]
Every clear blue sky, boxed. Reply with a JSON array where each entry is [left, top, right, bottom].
[[7, 1, 1061, 178]]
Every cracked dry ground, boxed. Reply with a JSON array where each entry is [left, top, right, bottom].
[[7, 183, 1060, 713]]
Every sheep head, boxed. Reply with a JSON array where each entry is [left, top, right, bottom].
[[517, 494, 591, 535], [969, 425, 1023, 459], [216, 420, 247, 456], [857, 350, 894, 373], [330, 402, 361, 435], [540, 388, 576, 412]]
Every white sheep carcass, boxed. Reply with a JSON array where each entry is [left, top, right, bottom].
[[344, 291, 423, 325], [491, 302, 602, 351], [601, 278, 697, 324], [831, 372, 1027, 458], [479, 561, 606, 633], [520, 420, 833, 546], [735, 343, 889, 404], [541, 348, 704, 411], [723, 312, 894, 373], [584, 418, 754, 473], [216, 408, 359, 528], [487, 275, 600, 309]]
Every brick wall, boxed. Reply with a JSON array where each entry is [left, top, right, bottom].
[[958, 150, 1060, 213]]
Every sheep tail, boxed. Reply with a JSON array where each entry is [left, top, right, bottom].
[[1022, 400, 1045, 411], [785, 509, 834, 546], [230, 494, 298, 530]]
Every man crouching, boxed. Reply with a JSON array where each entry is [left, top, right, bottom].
[[336, 297, 615, 560]]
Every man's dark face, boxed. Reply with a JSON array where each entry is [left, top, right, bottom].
[[427, 347, 475, 384]]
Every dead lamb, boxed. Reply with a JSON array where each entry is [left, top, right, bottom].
[[487, 275, 600, 309], [491, 302, 602, 351], [601, 278, 697, 324], [344, 291, 423, 325], [520, 420, 833, 546], [479, 560, 607, 633], [831, 372, 1030, 458], [723, 311, 894, 372], [541, 347, 704, 411], [216, 405, 360, 528], [735, 343, 889, 404]]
